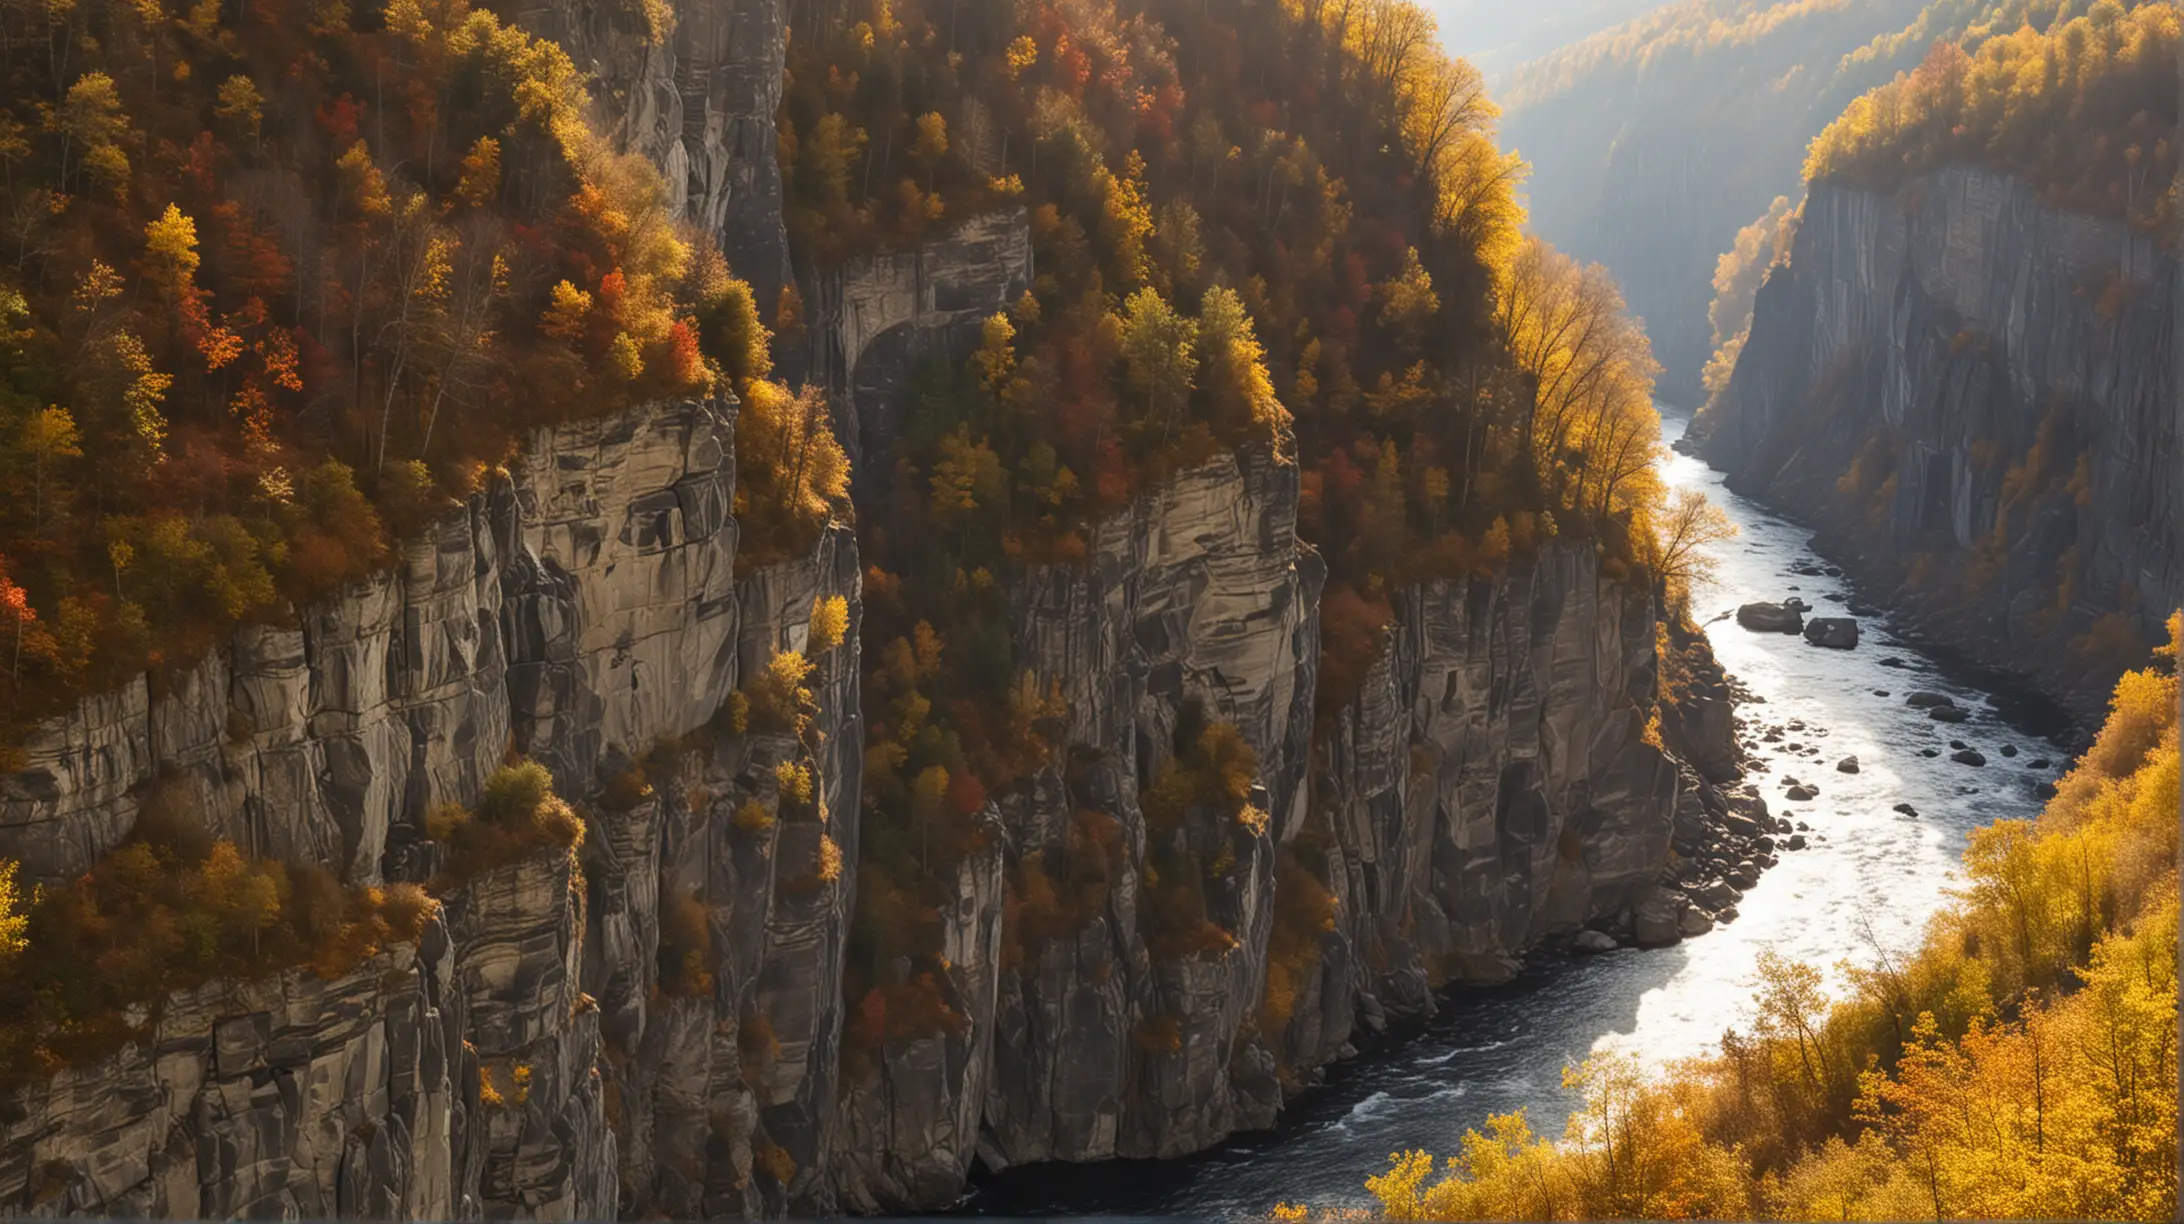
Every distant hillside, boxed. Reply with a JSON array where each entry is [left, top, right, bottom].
[[1499, 0, 2104, 406], [1424, 0, 1666, 80]]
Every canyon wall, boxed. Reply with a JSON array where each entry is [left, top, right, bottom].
[[0, 398, 866, 1218], [1697, 166, 2181, 714], [0, 0, 1720, 1215], [0, 398, 1695, 1220]]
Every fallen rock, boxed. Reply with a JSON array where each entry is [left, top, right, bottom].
[[1785, 784, 1818, 802], [1803, 617, 1860, 649], [1785, 834, 1807, 850], [1722, 811, 1767, 838], [1836, 756, 1859, 773], [1738, 601, 1807, 634], [1952, 748, 1987, 766], [1893, 803, 1919, 817], [2000, 745, 2018, 758], [1928, 706, 1969, 723], [1634, 895, 1684, 948], [1694, 880, 1739, 911], [1716, 905, 1741, 924], [1573, 929, 1619, 954], [1904, 691, 1955, 709]]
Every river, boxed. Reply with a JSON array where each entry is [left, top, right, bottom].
[[960, 408, 2072, 1219]]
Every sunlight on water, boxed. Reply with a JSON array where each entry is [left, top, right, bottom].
[[1585, 419, 2051, 1069]]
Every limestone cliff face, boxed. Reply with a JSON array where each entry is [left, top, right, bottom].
[[1305, 547, 1679, 1040], [1697, 166, 2181, 711], [0, 399, 865, 1218]]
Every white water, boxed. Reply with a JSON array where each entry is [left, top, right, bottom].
[[966, 410, 2067, 1218]]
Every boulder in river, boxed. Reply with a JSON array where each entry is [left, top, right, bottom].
[[1929, 706, 1970, 723], [1785, 784, 1818, 801], [1904, 691, 1954, 708], [1784, 833, 1807, 850], [1803, 617, 1860, 649], [2035, 781, 2058, 800], [1573, 930, 1619, 954], [1679, 908, 1715, 938], [1879, 656, 1909, 669], [1920, 747, 1940, 757], [1952, 748, 1987, 767], [1893, 802, 1919, 817], [1738, 601, 1806, 634], [1836, 756, 1859, 773], [2000, 745, 2018, 758]]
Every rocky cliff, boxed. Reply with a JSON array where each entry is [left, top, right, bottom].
[[0, 0, 1732, 1213], [0, 398, 865, 1218], [0, 400, 1707, 1219], [1310, 550, 1678, 1015], [1696, 166, 2181, 713]]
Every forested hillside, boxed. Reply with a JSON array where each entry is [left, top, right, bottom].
[[1362, 614, 2181, 1220], [759, 0, 1679, 1033], [1695, 0, 2176, 418], [0, 0, 853, 755], [1804, 2, 2178, 230], [1499, 0, 2133, 405]]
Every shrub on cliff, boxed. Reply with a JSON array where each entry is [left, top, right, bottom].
[[0, 800, 437, 1084], [429, 760, 586, 887]]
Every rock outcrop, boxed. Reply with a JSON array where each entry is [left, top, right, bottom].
[[1308, 547, 1678, 1017], [1696, 166, 2181, 713], [803, 209, 1036, 483]]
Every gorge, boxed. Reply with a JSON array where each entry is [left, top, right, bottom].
[[0, 0, 2168, 1217]]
